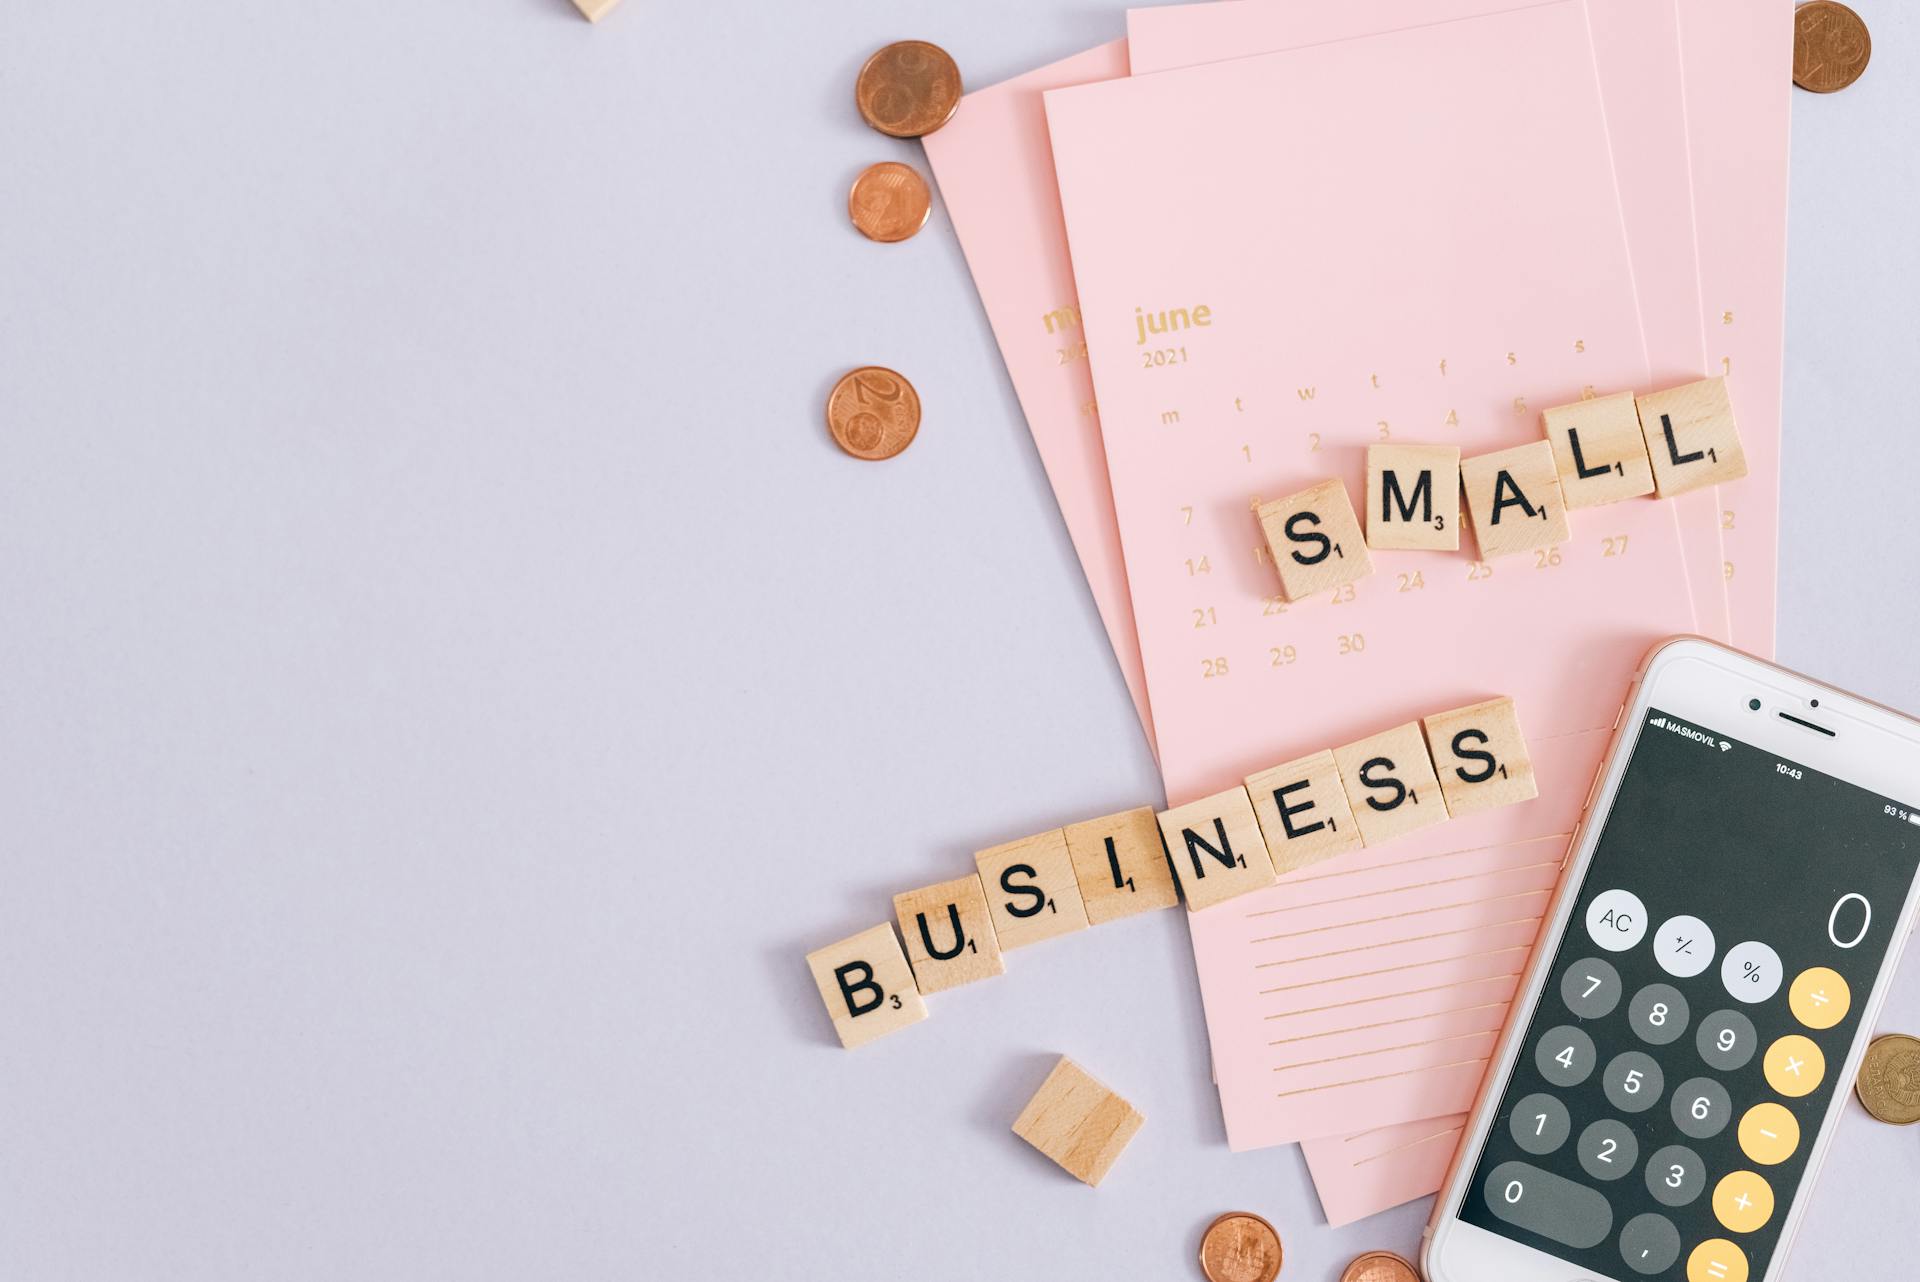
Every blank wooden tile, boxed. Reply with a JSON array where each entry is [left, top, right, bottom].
[[1460, 440, 1571, 560], [893, 875, 1004, 994], [572, 0, 622, 20], [1063, 805, 1179, 925], [1635, 376, 1748, 497], [1256, 479, 1373, 602], [1365, 443, 1461, 550], [1246, 749, 1363, 874], [1332, 721, 1451, 845], [805, 923, 928, 1050], [1422, 696, 1539, 816], [1542, 391, 1655, 509], [1011, 1056, 1144, 1187], [974, 828, 1091, 950], [1156, 786, 1277, 911]]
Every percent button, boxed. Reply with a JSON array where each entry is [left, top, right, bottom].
[[1720, 940, 1782, 1003]]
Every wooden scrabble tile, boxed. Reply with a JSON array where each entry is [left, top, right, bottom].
[[893, 875, 1005, 994], [1422, 696, 1539, 816], [1542, 391, 1655, 509], [1365, 443, 1461, 550], [805, 923, 928, 1050], [1245, 749, 1363, 874], [1460, 440, 1571, 560], [1156, 786, 1277, 911], [1063, 805, 1180, 925], [1635, 376, 1748, 497], [974, 828, 1091, 950], [1256, 479, 1373, 602], [1332, 721, 1451, 845], [1011, 1056, 1144, 1187], [572, 0, 622, 20]]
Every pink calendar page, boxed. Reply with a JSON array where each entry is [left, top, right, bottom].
[[1122, 0, 1741, 1216], [1127, 0, 1729, 647], [1679, 0, 1791, 656], [919, 42, 1159, 754], [1045, 1, 1698, 1146]]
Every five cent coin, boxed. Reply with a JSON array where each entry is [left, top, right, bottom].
[[1793, 1, 1871, 93], [849, 162, 932, 243], [1856, 1032, 1920, 1124], [1199, 1212, 1283, 1282], [826, 366, 921, 460], [1339, 1251, 1420, 1282], [855, 40, 963, 138]]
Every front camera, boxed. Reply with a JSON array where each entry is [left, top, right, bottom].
[[1748, 698, 1762, 711]]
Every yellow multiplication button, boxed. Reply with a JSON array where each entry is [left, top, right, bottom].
[[1738, 1101, 1800, 1164], [1763, 1033, 1825, 1097], [1712, 1170, 1775, 1233], [1688, 1238, 1750, 1282], [1788, 966, 1850, 1029]]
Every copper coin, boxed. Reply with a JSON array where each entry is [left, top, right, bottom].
[[1793, 1, 1871, 93], [1339, 1250, 1420, 1282], [855, 40, 963, 138], [1198, 1212, 1282, 1282], [849, 162, 932, 243], [826, 366, 920, 460], [1856, 1033, 1920, 1124]]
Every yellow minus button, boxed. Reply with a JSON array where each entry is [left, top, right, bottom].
[[1737, 1101, 1800, 1164]]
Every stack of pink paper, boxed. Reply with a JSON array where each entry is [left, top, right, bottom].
[[923, 0, 1790, 1226]]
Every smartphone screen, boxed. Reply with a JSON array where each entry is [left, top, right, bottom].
[[1454, 706, 1920, 1281]]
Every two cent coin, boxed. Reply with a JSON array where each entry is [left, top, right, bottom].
[[1793, 1, 1871, 93], [826, 366, 921, 461], [1856, 1032, 1920, 1124], [855, 40, 963, 138], [1199, 1212, 1283, 1282]]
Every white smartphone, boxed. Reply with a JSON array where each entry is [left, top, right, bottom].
[[1425, 637, 1920, 1282]]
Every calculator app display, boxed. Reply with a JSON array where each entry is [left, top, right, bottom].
[[1457, 709, 1920, 1281]]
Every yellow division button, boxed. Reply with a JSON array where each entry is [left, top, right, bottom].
[[1737, 1101, 1800, 1164], [1711, 1170, 1775, 1233], [1763, 1034, 1825, 1097], [1688, 1238, 1750, 1282], [1788, 966, 1850, 1029]]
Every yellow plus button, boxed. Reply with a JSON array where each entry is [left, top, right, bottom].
[[1688, 1238, 1750, 1282], [1763, 1034, 1825, 1097], [1788, 966, 1850, 1029], [1712, 1170, 1775, 1233]]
